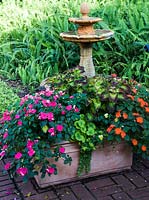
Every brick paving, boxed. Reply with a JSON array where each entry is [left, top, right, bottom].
[[0, 157, 149, 200]]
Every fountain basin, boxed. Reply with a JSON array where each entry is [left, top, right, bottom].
[[60, 29, 114, 43]]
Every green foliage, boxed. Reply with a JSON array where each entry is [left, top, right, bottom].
[[0, 79, 19, 116], [0, 0, 148, 87]]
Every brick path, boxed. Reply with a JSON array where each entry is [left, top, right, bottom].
[[0, 157, 149, 200]]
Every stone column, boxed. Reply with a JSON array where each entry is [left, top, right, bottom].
[[79, 43, 95, 77]]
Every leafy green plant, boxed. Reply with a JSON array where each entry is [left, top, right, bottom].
[[0, 79, 19, 116], [0, 0, 149, 87]]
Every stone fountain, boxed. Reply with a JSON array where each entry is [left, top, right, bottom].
[[60, 2, 114, 77]]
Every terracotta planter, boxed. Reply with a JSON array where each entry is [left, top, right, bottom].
[[34, 141, 132, 188]]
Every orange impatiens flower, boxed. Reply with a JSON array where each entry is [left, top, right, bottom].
[[138, 98, 148, 108], [106, 124, 115, 133], [127, 95, 134, 101], [116, 110, 121, 118], [141, 145, 147, 152], [136, 116, 144, 124], [123, 112, 128, 119], [131, 139, 138, 146], [132, 88, 137, 94], [115, 128, 122, 135], [145, 107, 149, 113], [133, 112, 140, 117], [121, 130, 126, 138]]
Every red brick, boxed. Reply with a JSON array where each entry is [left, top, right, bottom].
[[71, 184, 95, 200], [101, 197, 113, 200], [112, 175, 135, 191], [128, 187, 149, 198], [85, 178, 114, 190], [17, 180, 37, 196], [56, 188, 78, 200], [112, 192, 131, 200], [24, 191, 57, 200], [124, 171, 148, 187], [92, 185, 122, 198], [142, 160, 149, 168]]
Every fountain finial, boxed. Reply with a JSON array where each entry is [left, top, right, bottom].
[[80, 2, 90, 18]]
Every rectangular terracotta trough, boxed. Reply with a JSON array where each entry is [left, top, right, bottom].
[[34, 141, 132, 188]]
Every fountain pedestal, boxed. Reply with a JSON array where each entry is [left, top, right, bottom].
[[79, 43, 95, 77], [60, 2, 114, 77]]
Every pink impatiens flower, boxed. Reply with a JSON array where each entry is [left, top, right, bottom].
[[17, 120, 22, 126], [59, 147, 65, 154], [15, 114, 20, 119], [38, 112, 54, 121], [15, 152, 22, 160], [46, 167, 55, 174], [27, 140, 34, 150], [2, 144, 8, 150], [28, 149, 35, 157], [56, 125, 63, 132], [47, 112, 54, 121], [3, 132, 8, 139], [61, 110, 66, 115], [49, 101, 57, 107], [0, 151, 5, 158], [48, 127, 55, 136], [74, 107, 79, 112], [66, 105, 72, 111], [1, 111, 11, 121], [4, 162, 11, 170], [16, 167, 28, 176]]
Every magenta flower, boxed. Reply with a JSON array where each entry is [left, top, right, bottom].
[[28, 149, 35, 157], [66, 105, 72, 111], [15, 152, 22, 160], [70, 96, 74, 99], [16, 167, 28, 176], [49, 101, 57, 107], [3, 132, 8, 139], [4, 162, 11, 170], [59, 91, 65, 96], [46, 167, 55, 174], [28, 109, 36, 114], [39, 112, 54, 121], [1, 111, 11, 121], [53, 95, 59, 101], [61, 110, 66, 115], [48, 127, 55, 136], [38, 112, 47, 120], [27, 140, 34, 150], [2, 144, 8, 150], [42, 99, 50, 107], [28, 104, 33, 109], [0, 151, 5, 158], [56, 125, 63, 132], [74, 107, 79, 112], [15, 114, 20, 119], [17, 120, 22, 126], [47, 112, 54, 121], [59, 147, 65, 154], [44, 90, 53, 97]]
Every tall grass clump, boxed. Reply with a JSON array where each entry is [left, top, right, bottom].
[[0, 0, 149, 88], [92, 0, 149, 86]]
